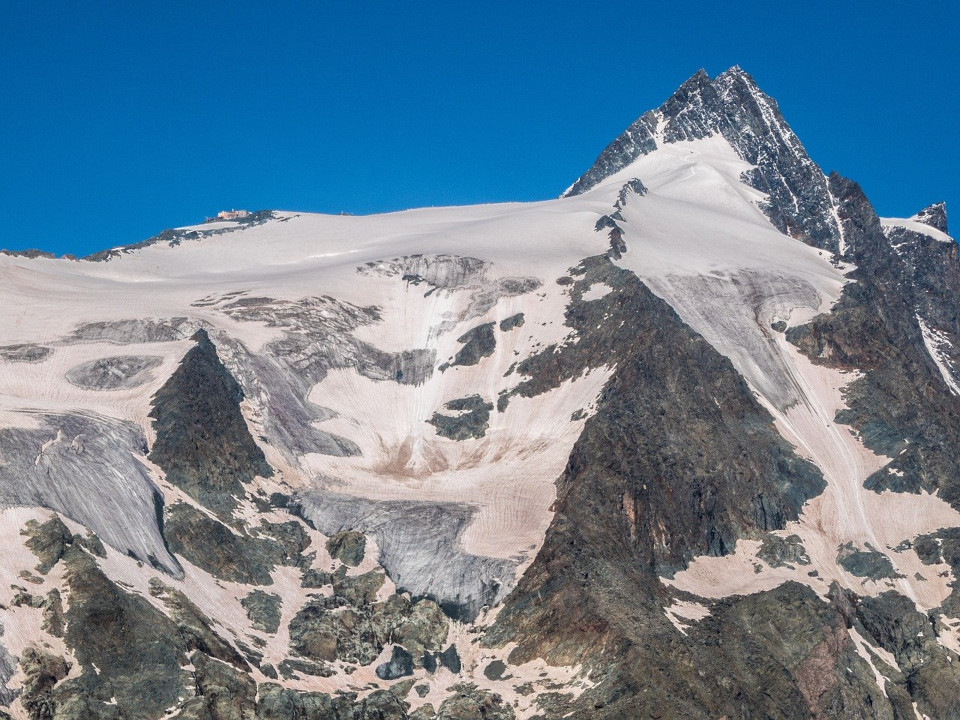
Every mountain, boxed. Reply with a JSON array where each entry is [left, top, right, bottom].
[[0, 67, 957, 719]]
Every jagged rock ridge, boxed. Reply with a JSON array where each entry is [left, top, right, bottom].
[[565, 66, 844, 252]]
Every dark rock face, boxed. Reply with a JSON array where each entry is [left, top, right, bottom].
[[914, 527, 960, 616], [499, 256, 823, 575], [855, 591, 960, 717], [53, 547, 188, 719], [618, 177, 647, 204], [482, 660, 506, 681], [148, 579, 250, 671], [446, 323, 496, 368], [83, 211, 278, 262], [435, 685, 515, 720], [149, 329, 273, 517], [787, 174, 960, 507], [376, 646, 414, 680], [914, 201, 948, 233], [472, 258, 905, 717], [437, 645, 461, 674], [163, 503, 281, 585], [565, 110, 658, 199], [241, 590, 282, 634], [498, 313, 525, 332], [429, 395, 493, 441], [326, 530, 366, 567], [836, 543, 898, 580], [21, 517, 74, 574], [174, 652, 257, 720], [757, 534, 810, 568], [566, 67, 843, 252], [593, 214, 627, 260]]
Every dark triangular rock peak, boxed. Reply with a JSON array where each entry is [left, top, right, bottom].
[[912, 202, 948, 234], [149, 328, 274, 517], [565, 66, 844, 253]]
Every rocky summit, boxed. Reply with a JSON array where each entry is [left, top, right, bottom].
[[0, 67, 958, 719]]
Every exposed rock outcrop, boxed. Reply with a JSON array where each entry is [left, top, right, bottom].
[[149, 329, 273, 517]]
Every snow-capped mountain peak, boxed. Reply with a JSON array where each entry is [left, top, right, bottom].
[[565, 66, 843, 252]]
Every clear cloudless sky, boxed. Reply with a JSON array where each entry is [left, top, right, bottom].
[[1, 1, 957, 256]]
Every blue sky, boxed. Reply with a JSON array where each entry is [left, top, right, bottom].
[[1, 2, 957, 256]]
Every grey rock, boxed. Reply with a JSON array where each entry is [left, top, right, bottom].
[[913, 202, 948, 234], [394, 598, 448, 663], [758, 534, 811, 568], [428, 395, 493, 441], [498, 313, 524, 332], [275, 657, 333, 679], [594, 214, 627, 260], [65, 355, 162, 390], [436, 684, 515, 720], [326, 530, 366, 567], [359, 254, 490, 289], [376, 646, 414, 680], [289, 591, 408, 666], [67, 316, 203, 344], [0, 344, 52, 363], [214, 295, 434, 462], [18, 647, 70, 720], [447, 323, 495, 368], [358, 689, 409, 720], [255, 683, 336, 720], [240, 590, 282, 634], [0, 625, 17, 708], [41, 589, 64, 638], [357, 255, 541, 326], [410, 705, 436, 720], [616, 178, 648, 206], [837, 543, 898, 580]]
